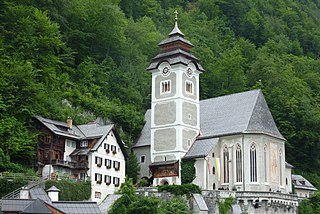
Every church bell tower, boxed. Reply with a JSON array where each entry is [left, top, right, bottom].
[[148, 12, 205, 185]]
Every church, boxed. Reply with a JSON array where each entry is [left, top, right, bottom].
[[132, 15, 293, 195]]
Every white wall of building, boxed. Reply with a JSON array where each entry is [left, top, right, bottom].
[[88, 130, 126, 203]]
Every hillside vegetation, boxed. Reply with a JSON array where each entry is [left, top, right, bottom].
[[1, 0, 320, 186]]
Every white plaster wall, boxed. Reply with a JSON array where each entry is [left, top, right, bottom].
[[133, 146, 151, 179], [285, 167, 292, 193], [63, 139, 76, 161], [89, 130, 126, 203]]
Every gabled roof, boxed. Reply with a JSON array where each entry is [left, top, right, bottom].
[[29, 187, 51, 202], [199, 89, 284, 140], [292, 174, 317, 191], [184, 138, 219, 159], [77, 124, 113, 139], [53, 201, 101, 214], [133, 90, 284, 148], [22, 199, 52, 214]]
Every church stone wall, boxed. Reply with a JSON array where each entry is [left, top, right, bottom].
[[182, 129, 198, 151], [133, 146, 151, 179], [182, 102, 197, 126], [154, 128, 176, 151], [155, 73, 176, 99], [154, 102, 176, 125]]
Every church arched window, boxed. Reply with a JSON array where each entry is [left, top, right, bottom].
[[212, 166, 215, 175], [223, 146, 229, 183], [264, 145, 268, 183], [279, 149, 283, 186], [250, 143, 257, 182], [236, 144, 242, 182]]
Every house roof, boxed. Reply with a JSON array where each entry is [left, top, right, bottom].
[[53, 201, 102, 214], [77, 124, 113, 139], [34, 116, 127, 158], [292, 174, 317, 191], [29, 187, 52, 202], [133, 90, 284, 149], [184, 138, 219, 159], [1, 199, 35, 212], [22, 199, 53, 214]]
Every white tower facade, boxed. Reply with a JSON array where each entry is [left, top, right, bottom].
[[148, 17, 205, 185]]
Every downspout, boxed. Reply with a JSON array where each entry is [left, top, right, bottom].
[[242, 134, 245, 191]]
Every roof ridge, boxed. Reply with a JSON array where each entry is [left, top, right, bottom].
[[200, 89, 261, 103], [245, 90, 262, 131]]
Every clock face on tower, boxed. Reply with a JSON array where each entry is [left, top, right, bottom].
[[186, 68, 193, 77], [162, 67, 170, 76]]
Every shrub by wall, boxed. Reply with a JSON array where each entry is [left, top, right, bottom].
[[157, 184, 201, 196], [45, 180, 91, 201]]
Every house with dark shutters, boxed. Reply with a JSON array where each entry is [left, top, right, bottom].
[[34, 116, 127, 202]]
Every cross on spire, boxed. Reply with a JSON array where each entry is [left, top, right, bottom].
[[174, 10, 178, 22]]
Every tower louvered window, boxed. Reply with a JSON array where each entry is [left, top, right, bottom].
[[161, 80, 171, 94]]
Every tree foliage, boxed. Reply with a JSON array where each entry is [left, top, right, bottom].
[[0, 0, 320, 184]]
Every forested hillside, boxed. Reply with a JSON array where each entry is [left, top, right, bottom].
[[1, 0, 320, 184]]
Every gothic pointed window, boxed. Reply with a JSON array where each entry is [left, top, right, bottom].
[[236, 144, 242, 183], [223, 146, 229, 183], [250, 143, 257, 182], [264, 145, 268, 183]]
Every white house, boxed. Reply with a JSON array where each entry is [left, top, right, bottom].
[[34, 116, 127, 203]]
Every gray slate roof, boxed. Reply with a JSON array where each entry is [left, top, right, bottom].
[[22, 199, 52, 214], [133, 90, 284, 149], [53, 201, 101, 214], [184, 138, 219, 159], [1, 199, 34, 212], [29, 187, 51, 202], [292, 174, 317, 191], [77, 124, 113, 139]]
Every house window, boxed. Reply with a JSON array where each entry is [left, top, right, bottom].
[[236, 144, 242, 183], [95, 156, 102, 167], [113, 177, 120, 187], [140, 155, 146, 163], [66, 139, 76, 148], [44, 151, 49, 159], [264, 145, 268, 182], [186, 80, 193, 94], [80, 140, 88, 148], [212, 166, 215, 175], [105, 175, 111, 185], [161, 80, 171, 94], [250, 143, 257, 182], [223, 146, 229, 183], [279, 149, 283, 185], [114, 161, 120, 171], [111, 145, 117, 154], [95, 191, 101, 199], [105, 159, 112, 169], [105, 144, 110, 153], [43, 135, 52, 144], [95, 173, 102, 184]]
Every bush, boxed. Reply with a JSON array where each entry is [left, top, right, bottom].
[[127, 196, 160, 214], [136, 178, 149, 187], [0, 176, 28, 198], [45, 180, 91, 201], [157, 184, 201, 196], [181, 159, 196, 184], [159, 197, 191, 214]]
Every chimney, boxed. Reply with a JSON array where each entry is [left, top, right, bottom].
[[47, 186, 60, 202], [19, 186, 29, 199], [67, 116, 72, 129]]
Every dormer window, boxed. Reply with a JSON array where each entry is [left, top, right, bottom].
[[80, 140, 88, 148], [161, 80, 171, 94], [186, 80, 193, 94]]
